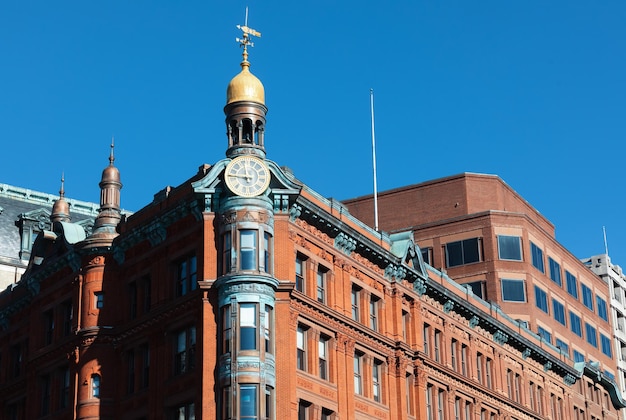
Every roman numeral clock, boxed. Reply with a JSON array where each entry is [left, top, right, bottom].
[[224, 155, 271, 197]]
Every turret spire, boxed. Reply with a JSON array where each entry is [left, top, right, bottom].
[[51, 172, 71, 223]]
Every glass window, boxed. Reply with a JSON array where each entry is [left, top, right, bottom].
[[581, 284, 594, 311], [177, 255, 197, 296], [91, 374, 101, 398], [548, 257, 562, 286], [175, 326, 196, 374], [570, 312, 582, 337], [553, 299, 566, 325], [240, 303, 257, 351], [222, 232, 232, 274], [585, 323, 597, 347], [316, 266, 326, 303], [319, 335, 329, 380], [574, 350, 585, 363], [534, 286, 548, 313], [373, 359, 382, 402], [351, 286, 360, 322], [538, 326, 552, 344], [222, 305, 232, 354], [445, 238, 481, 267], [240, 230, 258, 270], [566, 271, 578, 299], [354, 352, 363, 395], [369, 295, 379, 331], [498, 235, 522, 261], [501, 279, 525, 302], [530, 242, 544, 273], [421, 247, 433, 265], [297, 325, 306, 370], [264, 305, 272, 353], [262, 232, 271, 273], [556, 338, 569, 357], [463, 280, 485, 299], [596, 296, 608, 321], [601, 334, 612, 358], [95, 292, 104, 309], [240, 385, 258, 419], [295, 254, 306, 292]]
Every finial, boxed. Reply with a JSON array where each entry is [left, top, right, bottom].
[[59, 172, 65, 198], [236, 7, 261, 65], [109, 137, 115, 166]]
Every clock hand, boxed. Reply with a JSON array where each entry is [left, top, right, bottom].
[[243, 161, 252, 181]]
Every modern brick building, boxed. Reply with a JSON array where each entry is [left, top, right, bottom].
[[1, 22, 624, 420]]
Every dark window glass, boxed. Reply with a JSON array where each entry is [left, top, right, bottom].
[[463, 281, 485, 299], [582, 284, 594, 311], [570, 312, 582, 337], [530, 242, 544, 273], [585, 323, 597, 347], [553, 299, 566, 325], [445, 238, 481, 267], [240, 303, 257, 351], [566, 271, 578, 299], [538, 326, 552, 343], [549, 257, 562, 286], [498, 235, 522, 261], [601, 334, 612, 357], [596, 296, 608, 321], [501, 279, 525, 302], [240, 230, 257, 270], [535, 286, 548, 313], [240, 385, 258, 418]]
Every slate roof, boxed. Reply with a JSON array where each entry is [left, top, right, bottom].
[[0, 183, 100, 267]]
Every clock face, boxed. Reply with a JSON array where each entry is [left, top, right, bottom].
[[224, 156, 271, 197]]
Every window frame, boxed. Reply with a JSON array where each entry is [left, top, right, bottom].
[[534, 286, 548, 313], [445, 237, 482, 267], [553, 299, 566, 326], [548, 257, 562, 286], [501, 278, 526, 302], [581, 284, 594, 311], [176, 254, 197, 297], [530, 242, 545, 273], [497, 235, 522, 261], [566, 271, 578, 299], [570, 312, 582, 337]]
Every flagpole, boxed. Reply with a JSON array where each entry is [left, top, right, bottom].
[[370, 88, 379, 232]]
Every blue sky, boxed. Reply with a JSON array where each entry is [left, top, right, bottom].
[[1, 1, 625, 265]]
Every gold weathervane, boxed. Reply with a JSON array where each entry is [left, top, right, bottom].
[[236, 8, 261, 61]]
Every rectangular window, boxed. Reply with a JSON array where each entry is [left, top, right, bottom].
[[451, 339, 458, 371], [596, 296, 608, 321], [461, 344, 468, 376], [223, 232, 232, 273], [556, 338, 569, 357], [582, 284, 594, 311], [91, 374, 101, 398], [297, 325, 306, 371], [240, 385, 258, 419], [173, 402, 195, 420], [434, 329, 442, 363], [421, 247, 433, 265], [373, 359, 382, 402], [177, 255, 197, 296], [463, 280, 485, 299], [41, 374, 51, 416], [240, 230, 258, 270], [175, 326, 196, 374], [445, 238, 481, 267], [142, 275, 152, 313], [369, 295, 379, 331], [354, 351, 363, 395], [128, 281, 137, 319], [95, 292, 104, 309], [535, 286, 548, 313], [601, 334, 612, 358], [549, 257, 562, 286], [485, 358, 493, 388], [43, 309, 54, 345], [538, 326, 552, 344], [501, 279, 525, 302], [295, 254, 306, 292], [566, 271, 578, 299], [319, 335, 329, 380], [264, 305, 272, 353], [240, 303, 257, 351], [262, 232, 271, 273], [141, 344, 150, 388], [476, 353, 483, 384], [127, 349, 135, 394], [298, 400, 311, 420], [530, 242, 544, 273], [222, 305, 232, 354], [62, 300, 73, 336], [423, 323, 431, 356], [585, 323, 598, 347], [59, 367, 70, 409], [498, 235, 522, 261], [316, 266, 326, 303], [351, 286, 360, 322], [553, 299, 566, 325], [570, 312, 582, 337]]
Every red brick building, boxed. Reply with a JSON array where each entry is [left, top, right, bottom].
[[1, 25, 624, 420]]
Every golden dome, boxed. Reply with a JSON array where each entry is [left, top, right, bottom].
[[226, 61, 265, 105]]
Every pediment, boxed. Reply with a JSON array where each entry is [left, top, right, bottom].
[[389, 231, 428, 277]]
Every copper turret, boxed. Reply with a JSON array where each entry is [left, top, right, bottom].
[[50, 174, 71, 223]]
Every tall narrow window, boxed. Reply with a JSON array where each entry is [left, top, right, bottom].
[[43, 309, 54, 345], [423, 323, 431, 356], [175, 326, 196, 374], [127, 349, 135, 394], [585, 323, 597, 347], [142, 275, 152, 313], [297, 325, 306, 370], [437, 388, 445, 420], [369, 295, 379, 331], [461, 344, 468, 375], [91, 374, 101, 398], [530, 242, 544, 273], [434, 330, 442, 362], [62, 300, 73, 336], [223, 232, 232, 274], [240, 230, 258, 270], [222, 305, 232, 354], [141, 344, 150, 389], [426, 384, 433, 419], [570, 312, 582, 337], [265, 386, 274, 420], [295, 254, 306, 292], [316, 266, 326, 303], [534, 286, 548, 313], [450, 339, 458, 371], [41, 374, 51, 415], [177, 255, 197, 296], [581, 284, 594, 310], [373, 359, 382, 402], [262, 232, 271, 273], [566, 271, 578, 298], [264, 305, 272, 353], [240, 303, 257, 351], [485, 358, 493, 388], [354, 352, 363, 395], [95, 292, 104, 309], [128, 281, 137, 319], [319, 335, 329, 380], [59, 367, 70, 409], [596, 296, 608, 321], [240, 385, 258, 419], [351, 286, 360, 322], [553, 299, 566, 325], [476, 353, 483, 384], [549, 257, 562, 286]]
